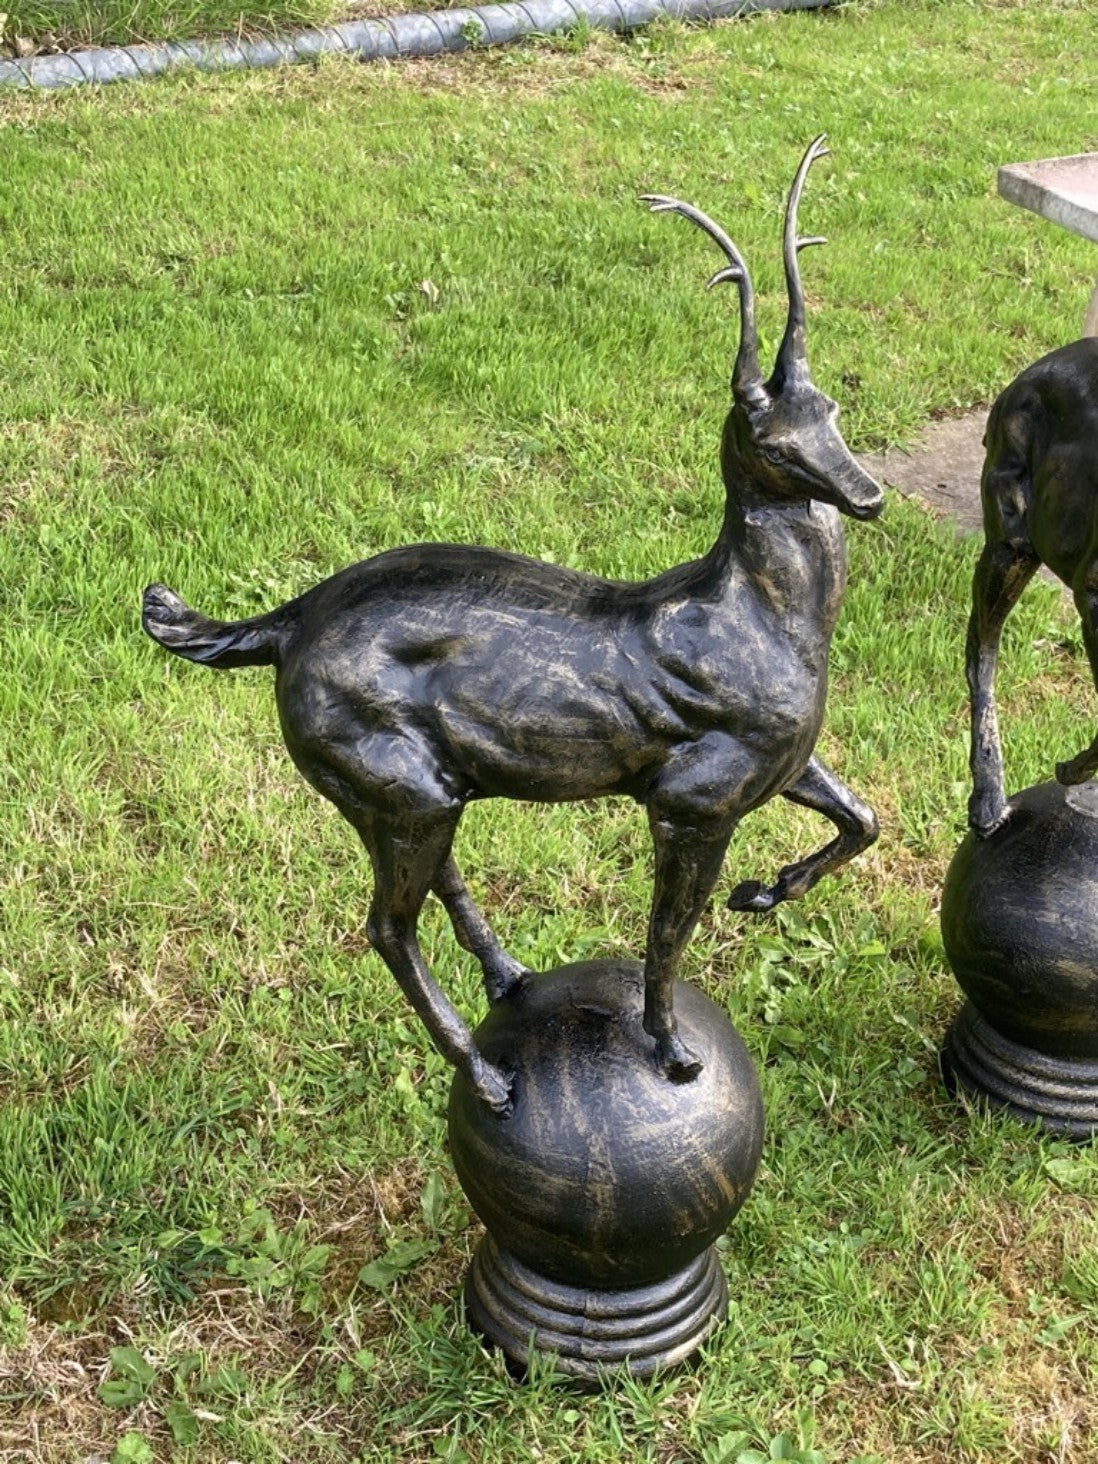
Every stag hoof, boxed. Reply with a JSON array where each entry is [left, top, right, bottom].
[[484, 960, 531, 1006], [968, 790, 1010, 838], [472, 1058, 514, 1118], [655, 1034, 704, 1083], [1056, 756, 1095, 788], [727, 879, 778, 913]]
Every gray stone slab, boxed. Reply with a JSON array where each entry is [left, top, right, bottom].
[[999, 154, 1098, 246], [858, 412, 987, 537]]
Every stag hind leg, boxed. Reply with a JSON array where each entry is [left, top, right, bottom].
[[432, 856, 529, 1004], [968, 407, 1042, 833], [355, 807, 514, 1115], [727, 756, 878, 912], [644, 812, 738, 1081], [966, 540, 1039, 833], [1056, 571, 1098, 787]]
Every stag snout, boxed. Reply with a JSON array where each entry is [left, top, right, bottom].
[[733, 399, 885, 521], [785, 403, 884, 520], [832, 459, 885, 520]]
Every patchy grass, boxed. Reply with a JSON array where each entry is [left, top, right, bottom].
[[3, 0, 336, 52], [1, 3, 1098, 1462], [3, 0, 462, 55]]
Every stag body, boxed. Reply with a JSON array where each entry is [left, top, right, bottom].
[[145, 138, 882, 1113], [968, 337, 1098, 834]]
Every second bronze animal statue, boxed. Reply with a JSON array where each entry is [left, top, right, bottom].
[[967, 336, 1098, 835], [144, 136, 883, 1115]]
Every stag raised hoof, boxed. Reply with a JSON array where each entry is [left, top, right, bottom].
[[145, 136, 883, 1114], [967, 336, 1098, 836]]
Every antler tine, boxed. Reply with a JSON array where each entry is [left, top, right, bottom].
[[643, 198, 745, 287], [642, 195, 746, 270], [771, 134, 830, 391], [641, 193, 763, 402]]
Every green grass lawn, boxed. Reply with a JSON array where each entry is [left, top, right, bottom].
[[4, 0, 434, 55], [2, 3, 1098, 1461], [4, 0, 335, 53]]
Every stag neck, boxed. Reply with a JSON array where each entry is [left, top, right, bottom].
[[713, 474, 802, 548], [709, 455, 785, 567], [712, 409, 831, 558], [704, 471, 844, 636]]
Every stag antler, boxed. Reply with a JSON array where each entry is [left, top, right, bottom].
[[770, 133, 830, 393], [642, 193, 764, 406]]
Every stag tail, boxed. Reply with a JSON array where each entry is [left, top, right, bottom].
[[142, 583, 290, 669]]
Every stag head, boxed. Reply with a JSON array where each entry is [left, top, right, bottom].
[[644, 135, 884, 522]]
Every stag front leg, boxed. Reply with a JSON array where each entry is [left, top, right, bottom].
[[644, 813, 738, 1082], [1056, 577, 1098, 787], [433, 856, 529, 1004], [966, 539, 1038, 833], [727, 756, 877, 913]]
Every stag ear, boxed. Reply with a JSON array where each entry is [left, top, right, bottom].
[[642, 194, 767, 407], [768, 135, 830, 396], [733, 371, 771, 414]]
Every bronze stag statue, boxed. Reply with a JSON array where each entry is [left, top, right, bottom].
[[942, 337, 1098, 1141], [967, 336, 1098, 835], [144, 136, 882, 1116]]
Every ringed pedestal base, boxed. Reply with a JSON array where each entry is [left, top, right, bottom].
[[447, 957, 764, 1380], [942, 1002, 1098, 1139], [464, 1235, 728, 1381], [941, 780, 1098, 1141]]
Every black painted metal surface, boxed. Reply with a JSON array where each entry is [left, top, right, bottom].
[[448, 958, 762, 1377], [145, 140, 881, 1372], [144, 137, 882, 1118], [966, 336, 1098, 836], [948, 339, 1098, 1138], [943, 1005, 1098, 1140], [942, 781, 1098, 1136]]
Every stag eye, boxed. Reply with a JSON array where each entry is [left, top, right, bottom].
[[760, 445, 785, 466]]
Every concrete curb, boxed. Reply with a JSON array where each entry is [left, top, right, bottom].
[[0, 0, 831, 90]]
